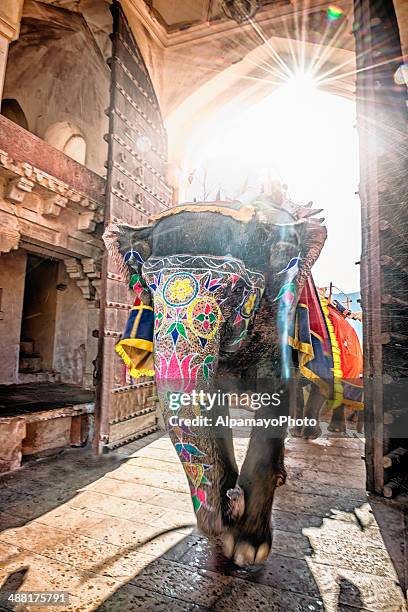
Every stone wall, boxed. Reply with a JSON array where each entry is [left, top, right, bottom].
[[0, 250, 26, 384], [2, 0, 110, 177], [53, 272, 89, 386]]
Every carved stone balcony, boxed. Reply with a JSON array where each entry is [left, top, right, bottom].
[[0, 115, 106, 258]]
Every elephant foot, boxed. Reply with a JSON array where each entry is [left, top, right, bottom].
[[329, 406, 346, 433], [302, 424, 322, 439], [290, 425, 321, 439], [221, 472, 283, 566], [357, 421, 364, 434], [347, 410, 358, 423], [222, 526, 272, 566], [290, 425, 303, 438], [328, 421, 346, 433]]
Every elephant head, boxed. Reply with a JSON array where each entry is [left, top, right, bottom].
[[108, 197, 326, 565]]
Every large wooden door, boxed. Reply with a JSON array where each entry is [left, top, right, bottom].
[[95, 0, 171, 452], [354, 0, 407, 493]]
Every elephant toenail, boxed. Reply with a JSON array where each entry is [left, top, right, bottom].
[[222, 533, 235, 558], [254, 543, 270, 564], [234, 543, 255, 566], [276, 475, 286, 487]]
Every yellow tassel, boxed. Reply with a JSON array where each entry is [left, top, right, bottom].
[[319, 294, 344, 409], [115, 344, 155, 379]]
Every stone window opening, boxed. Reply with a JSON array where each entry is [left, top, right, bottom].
[[1, 98, 28, 130], [43, 121, 87, 165]]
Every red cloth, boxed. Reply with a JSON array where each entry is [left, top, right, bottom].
[[298, 277, 332, 354], [327, 304, 363, 381]]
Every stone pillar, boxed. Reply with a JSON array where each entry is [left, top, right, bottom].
[[83, 303, 100, 389], [0, 250, 27, 384], [0, 0, 24, 106]]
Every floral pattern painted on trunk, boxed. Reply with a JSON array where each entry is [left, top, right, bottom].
[[142, 254, 265, 513]]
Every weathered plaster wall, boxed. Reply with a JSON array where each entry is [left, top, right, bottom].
[[0, 250, 26, 384], [53, 272, 88, 386], [394, 0, 408, 58], [2, 0, 110, 176], [0, 0, 24, 104]]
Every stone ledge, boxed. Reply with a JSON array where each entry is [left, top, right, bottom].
[[0, 416, 26, 473], [0, 148, 104, 226], [23, 402, 94, 423], [0, 115, 105, 202], [0, 403, 94, 469]]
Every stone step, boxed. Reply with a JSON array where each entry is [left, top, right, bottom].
[[19, 355, 42, 372], [0, 403, 94, 471], [18, 371, 61, 384], [20, 340, 34, 354]]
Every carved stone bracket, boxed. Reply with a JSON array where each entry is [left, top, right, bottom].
[[64, 256, 102, 301], [82, 258, 101, 279], [0, 228, 21, 253], [78, 212, 96, 233], [83, 257, 102, 300], [64, 257, 92, 300], [5, 177, 34, 204], [42, 194, 68, 217], [91, 279, 102, 300]]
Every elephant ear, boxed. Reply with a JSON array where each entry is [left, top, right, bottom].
[[102, 221, 153, 281], [295, 219, 327, 293]]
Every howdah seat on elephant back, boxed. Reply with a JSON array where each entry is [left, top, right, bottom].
[[105, 196, 327, 566]]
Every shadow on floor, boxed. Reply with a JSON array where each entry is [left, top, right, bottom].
[[0, 434, 154, 530], [0, 433, 406, 611], [369, 493, 408, 595]]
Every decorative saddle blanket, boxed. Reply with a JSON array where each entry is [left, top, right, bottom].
[[289, 276, 363, 409]]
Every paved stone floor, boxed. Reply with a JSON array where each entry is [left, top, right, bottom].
[[0, 432, 407, 611]]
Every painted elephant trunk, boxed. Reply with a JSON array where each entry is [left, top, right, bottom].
[[143, 256, 255, 534]]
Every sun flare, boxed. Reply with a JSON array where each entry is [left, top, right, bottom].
[[284, 71, 319, 97], [184, 71, 360, 291]]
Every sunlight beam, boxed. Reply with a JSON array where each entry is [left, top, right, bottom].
[[309, 8, 352, 78], [247, 16, 294, 79], [317, 53, 405, 87], [183, 80, 361, 291]]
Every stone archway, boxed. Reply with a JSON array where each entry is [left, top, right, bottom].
[[164, 35, 356, 201]]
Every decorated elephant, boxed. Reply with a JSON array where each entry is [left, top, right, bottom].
[[289, 279, 364, 437], [106, 195, 327, 566]]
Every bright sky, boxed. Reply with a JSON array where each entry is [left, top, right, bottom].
[[186, 79, 361, 293]]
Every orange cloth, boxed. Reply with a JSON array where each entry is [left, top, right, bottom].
[[327, 304, 363, 382]]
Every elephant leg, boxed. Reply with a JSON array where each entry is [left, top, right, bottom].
[[222, 399, 288, 566], [357, 409, 364, 434], [212, 400, 242, 524], [290, 378, 305, 437], [302, 385, 325, 439], [162, 390, 239, 539], [328, 404, 347, 433]]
